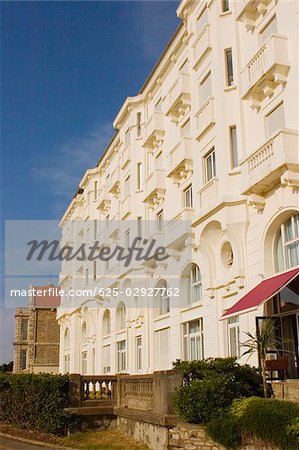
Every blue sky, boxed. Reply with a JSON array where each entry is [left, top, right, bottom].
[[0, 0, 180, 364]]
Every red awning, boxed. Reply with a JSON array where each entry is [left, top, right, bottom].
[[223, 267, 299, 317]]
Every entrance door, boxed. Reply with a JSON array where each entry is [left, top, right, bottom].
[[281, 314, 299, 378]]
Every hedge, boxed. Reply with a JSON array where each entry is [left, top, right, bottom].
[[173, 358, 263, 423], [206, 397, 299, 450], [0, 373, 79, 435]]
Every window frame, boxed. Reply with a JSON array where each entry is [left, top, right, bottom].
[[228, 316, 240, 358], [117, 339, 127, 373], [224, 48, 234, 87], [182, 319, 204, 361], [183, 184, 193, 208], [204, 147, 216, 182]]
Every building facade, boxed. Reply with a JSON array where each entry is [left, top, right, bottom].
[[57, 0, 299, 377], [13, 285, 60, 374]]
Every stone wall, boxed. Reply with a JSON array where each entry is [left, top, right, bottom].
[[117, 416, 169, 450], [272, 380, 299, 402]]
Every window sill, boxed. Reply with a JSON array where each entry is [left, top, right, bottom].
[[228, 167, 241, 176], [180, 301, 203, 312], [224, 84, 237, 92], [154, 313, 170, 322], [219, 10, 232, 17]]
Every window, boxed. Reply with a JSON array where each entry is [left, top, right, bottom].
[[228, 316, 240, 358], [204, 148, 216, 182], [93, 260, 97, 281], [137, 162, 143, 190], [103, 310, 111, 336], [221, 0, 230, 12], [81, 322, 87, 345], [116, 302, 126, 330], [136, 336, 142, 372], [124, 175, 130, 197], [156, 210, 164, 232], [137, 216, 142, 238], [85, 268, 89, 286], [21, 350, 27, 370], [81, 351, 87, 375], [137, 112, 142, 137], [156, 280, 170, 315], [125, 127, 130, 144], [266, 102, 285, 137], [225, 48, 234, 86], [181, 119, 191, 138], [154, 328, 170, 370], [275, 214, 299, 272], [200, 72, 212, 105], [103, 345, 111, 374], [64, 354, 70, 373], [230, 126, 238, 168], [179, 59, 189, 74], [183, 263, 202, 305], [155, 98, 162, 112], [21, 319, 28, 341], [183, 319, 204, 361], [183, 185, 193, 208], [125, 229, 130, 250], [117, 340, 127, 372], [197, 7, 208, 33], [260, 16, 277, 44], [64, 328, 70, 349], [94, 181, 98, 200]]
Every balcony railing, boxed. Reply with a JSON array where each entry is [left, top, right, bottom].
[[121, 143, 131, 168], [167, 137, 193, 182], [198, 177, 219, 211], [143, 111, 165, 150], [165, 208, 194, 250], [240, 129, 299, 195], [192, 24, 211, 68], [166, 73, 191, 122], [195, 96, 215, 139], [120, 374, 153, 411], [121, 194, 131, 218], [241, 35, 290, 109], [143, 169, 166, 207]]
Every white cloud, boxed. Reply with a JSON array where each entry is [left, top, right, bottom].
[[32, 122, 114, 216]]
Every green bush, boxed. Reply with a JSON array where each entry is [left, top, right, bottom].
[[207, 397, 299, 450], [0, 373, 79, 435], [206, 412, 242, 449], [173, 358, 263, 423]]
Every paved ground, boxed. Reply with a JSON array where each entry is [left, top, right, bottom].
[[0, 436, 62, 450]]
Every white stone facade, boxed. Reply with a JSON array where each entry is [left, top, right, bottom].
[[57, 0, 299, 376]]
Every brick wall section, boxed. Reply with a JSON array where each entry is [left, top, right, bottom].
[[13, 307, 59, 373], [168, 424, 279, 450]]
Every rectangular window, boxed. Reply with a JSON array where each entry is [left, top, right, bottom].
[[94, 181, 98, 200], [225, 48, 234, 86], [154, 328, 170, 370], [156, 210, 164, 232], [183, 185, 193, 208], [117, 340, 127, 373], [137, 216, 142, 238], [221, 0, 230, 12], [21, 319, 28, 341], [137, 112, 142, 137], [21, 350, 27, 370], [204, 148, 216, 182], [200, 71, 212, 105], [93, 261, 97, 281], [181, 119, 191, 138], [136, 336, 142, 372], [228, 316, 240, 358], [94, 219, 97, 240], [179, 59, 189, 74], [183, 319, 204, 361], [125, 127, 130, 144], [64, 354, 70, 373], [260, 16, 277, 44], [82, 351, 87, 375], [103, 345, 111, 374], [266, 102, 285, 137], [125, 229, 130, 250], [124, 175, 130, 198], [137, 162, 143, 190], [230, 126, 238, 168], [197, 7, 208, 33]]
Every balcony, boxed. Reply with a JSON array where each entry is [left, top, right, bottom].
[[198, 177, 219, 211], [97, 186, 111, 215], [236, 0, 273, 31], [192, 24, 211, 69], [167, 137, 193, 183], [109, 166, 120, 198], [143, 111, 165, 151], [121, 143, 131, 168], [240, 129, 299, 196], [121, 195, 131, 219], [165, 208, 194, 251], [195, 97, 215, 139], [165, 73, 191, 122], [143, 169, 166, 208], [241, 35, 290, 110]]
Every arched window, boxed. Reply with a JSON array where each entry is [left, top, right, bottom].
[[81, 322, 87, 344], [116, 302, 126, 331], [182, 263, 202, 305], [64, 328, 70, 349], [156, 280, 170, 315], [275, 214, 299, 272], [103, 310, 111, 336]]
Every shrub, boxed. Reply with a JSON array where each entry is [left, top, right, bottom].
[[206, 412, 242, 449], [0, 373, 79, 435], [173, 358, 263, 423]]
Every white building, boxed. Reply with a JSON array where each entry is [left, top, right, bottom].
[[57, 0, 299, 378]]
